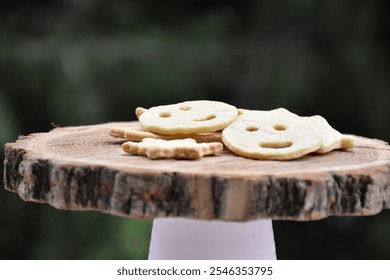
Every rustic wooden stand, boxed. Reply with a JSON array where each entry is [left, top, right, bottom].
[[4, 122, 390, 259]]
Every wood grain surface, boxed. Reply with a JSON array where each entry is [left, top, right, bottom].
[[4, 122, 390, 221]]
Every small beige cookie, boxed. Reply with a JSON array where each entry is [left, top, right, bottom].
[[110, 123, 222, 143], [222, 110, 323, 160], [122, 138, 223, 159], [138, 100, 238, 135]]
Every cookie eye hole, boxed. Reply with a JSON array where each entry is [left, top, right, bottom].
[[246, 126, 259, 132], [259, 141, 293, 149], [159, 112, 171, 118], [179, 105, 191, 111], [273, 124, 287, 131], [194, 114, 216, 121]]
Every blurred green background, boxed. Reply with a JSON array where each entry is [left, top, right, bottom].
[[1, 0, 390, 259]]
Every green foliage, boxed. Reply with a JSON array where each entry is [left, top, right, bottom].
[[0, 96, 16, 145], [29, 208, 152, 260]]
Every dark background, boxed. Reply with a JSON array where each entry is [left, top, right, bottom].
[[1, 0, 390, 259]]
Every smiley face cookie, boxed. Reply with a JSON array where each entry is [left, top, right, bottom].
[[222, 109, 324, 160], [138, 100, 238, 135], [222, 108, 355, 160]]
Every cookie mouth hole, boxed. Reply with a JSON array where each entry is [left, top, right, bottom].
[[179, 105, 191, 111], [273, 124, 287, 131], [159, 112, 171, 118], [259, 141, 293, 149], [194, 114, 216, 121], [246, 126, 259, 132]]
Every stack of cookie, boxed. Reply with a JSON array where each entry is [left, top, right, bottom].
[[110, 100, 355, 160]]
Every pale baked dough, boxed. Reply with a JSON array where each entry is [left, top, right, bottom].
[[110, 124, 222, 143], [222, 109, 323, 160], [112, 103, 355, 161], [122, 138, 223, 159], [138, 100, 238, 135], [135, 107, 147, 118], [269, 108, 355, 153]]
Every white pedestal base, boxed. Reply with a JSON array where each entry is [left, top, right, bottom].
[[148, 218, 276, 260]]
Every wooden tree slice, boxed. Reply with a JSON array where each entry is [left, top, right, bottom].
[[4, 122, 390, 221]]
